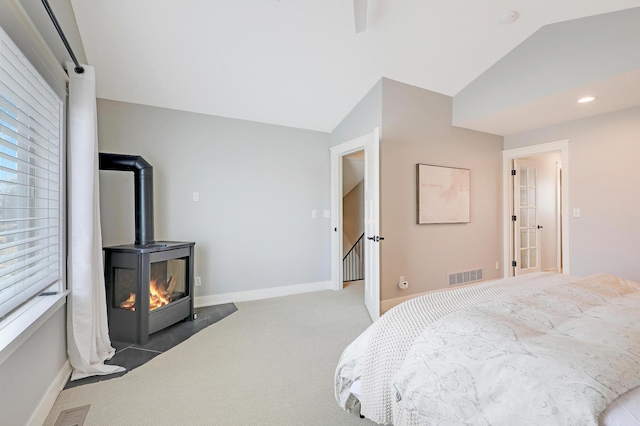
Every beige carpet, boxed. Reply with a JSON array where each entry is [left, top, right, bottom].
[[44, 282, 377, 425]]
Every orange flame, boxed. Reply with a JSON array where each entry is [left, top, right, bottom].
[[149, 279, 171, 310], [121, 293, 136, 311], [119, 279, 171, 311]]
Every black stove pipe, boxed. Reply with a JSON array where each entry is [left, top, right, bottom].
[[99, 153, 154, 245]]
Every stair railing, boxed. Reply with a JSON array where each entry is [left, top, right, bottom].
[[343, 233, 365, 282]]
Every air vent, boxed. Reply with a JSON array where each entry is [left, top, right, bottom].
[[448, 268, 483, 287], [54, 405, 90, 426]]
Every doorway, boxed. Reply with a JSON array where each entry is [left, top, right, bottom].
[[342, 150, 365, 284], [512, 154, 561, 275], [330, 128, 381, 321], [502, 140, 570, 277]]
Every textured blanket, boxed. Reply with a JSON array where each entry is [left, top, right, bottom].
[[335, 272, 577, 424], [392, 274, 640, 425]]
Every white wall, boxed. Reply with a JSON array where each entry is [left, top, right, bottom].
[[97, 99, 332, 297], [505, 107, 640, 281], [380, 79, 504, 302]]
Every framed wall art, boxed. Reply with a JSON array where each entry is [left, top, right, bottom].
[[417, 164, 470, 224]]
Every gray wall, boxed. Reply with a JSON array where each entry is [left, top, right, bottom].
[[0, 308, 67, 426], [97, 99, 332, 296], [330, 79, 382, 147], [505, 107, 640, 281], [380, 79, 504, 301], [17, 0, 87, 67], [0, 1, 77, 422], [0, 0, 86, 98]]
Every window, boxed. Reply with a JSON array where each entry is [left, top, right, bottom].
[[0, 26, 64, 320]]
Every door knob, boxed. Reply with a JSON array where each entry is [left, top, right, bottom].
[[537, 225, 543, 229]]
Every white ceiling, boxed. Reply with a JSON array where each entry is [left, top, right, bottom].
[[69, 0, 640, 134]]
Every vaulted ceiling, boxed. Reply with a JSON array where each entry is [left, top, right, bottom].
[[68, 0, 640, 134]]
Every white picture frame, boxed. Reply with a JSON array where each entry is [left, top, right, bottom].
[[417, 164, 470, 224]]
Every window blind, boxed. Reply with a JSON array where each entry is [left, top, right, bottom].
[[0, 26, 63, 319]]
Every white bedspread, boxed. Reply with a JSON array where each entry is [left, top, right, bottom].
[[393, 274, 640, 425], [335, 273, 578, 424], [334, 273, 640, 425]]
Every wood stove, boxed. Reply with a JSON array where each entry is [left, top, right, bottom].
[[104, 242, 195, 344], [100, 153, 196, 345]]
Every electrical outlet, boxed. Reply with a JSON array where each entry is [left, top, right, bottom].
[[194, 276, 202, 287], [398, 276, 409, 290]]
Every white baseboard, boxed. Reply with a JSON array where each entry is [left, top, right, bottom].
[[28, 359, 71, 426], [194, 280, 333, 308], [381, 293, 428, 314]]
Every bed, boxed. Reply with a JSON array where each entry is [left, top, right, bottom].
[[335, 272, 640, 425]]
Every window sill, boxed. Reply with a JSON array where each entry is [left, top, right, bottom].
[[0, 291, 68, 367]]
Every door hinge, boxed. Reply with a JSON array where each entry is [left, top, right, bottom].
[[511, 169, 516, 176], [511, 215, 517, 221], [512, 261, 517, 267]]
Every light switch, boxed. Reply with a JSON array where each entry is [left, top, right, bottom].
[[573, 208, 581, 218], [193, 192, 200, 202]]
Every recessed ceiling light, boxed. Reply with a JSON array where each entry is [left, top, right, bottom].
[[578, 96, 597, 103]]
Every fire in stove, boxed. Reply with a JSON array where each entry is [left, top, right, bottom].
[[120, 277, 176, 311]]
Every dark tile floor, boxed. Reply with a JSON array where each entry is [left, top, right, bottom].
[[64, 303, 237, 389]]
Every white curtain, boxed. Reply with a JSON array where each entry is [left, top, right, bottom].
[[66, 63, 125, 380]]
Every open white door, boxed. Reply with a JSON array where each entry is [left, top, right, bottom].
[[330, 128, 381, 322], [502, 139, 570, 278], [363, 128, 380, 321], [513, 158, 542, 275]]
